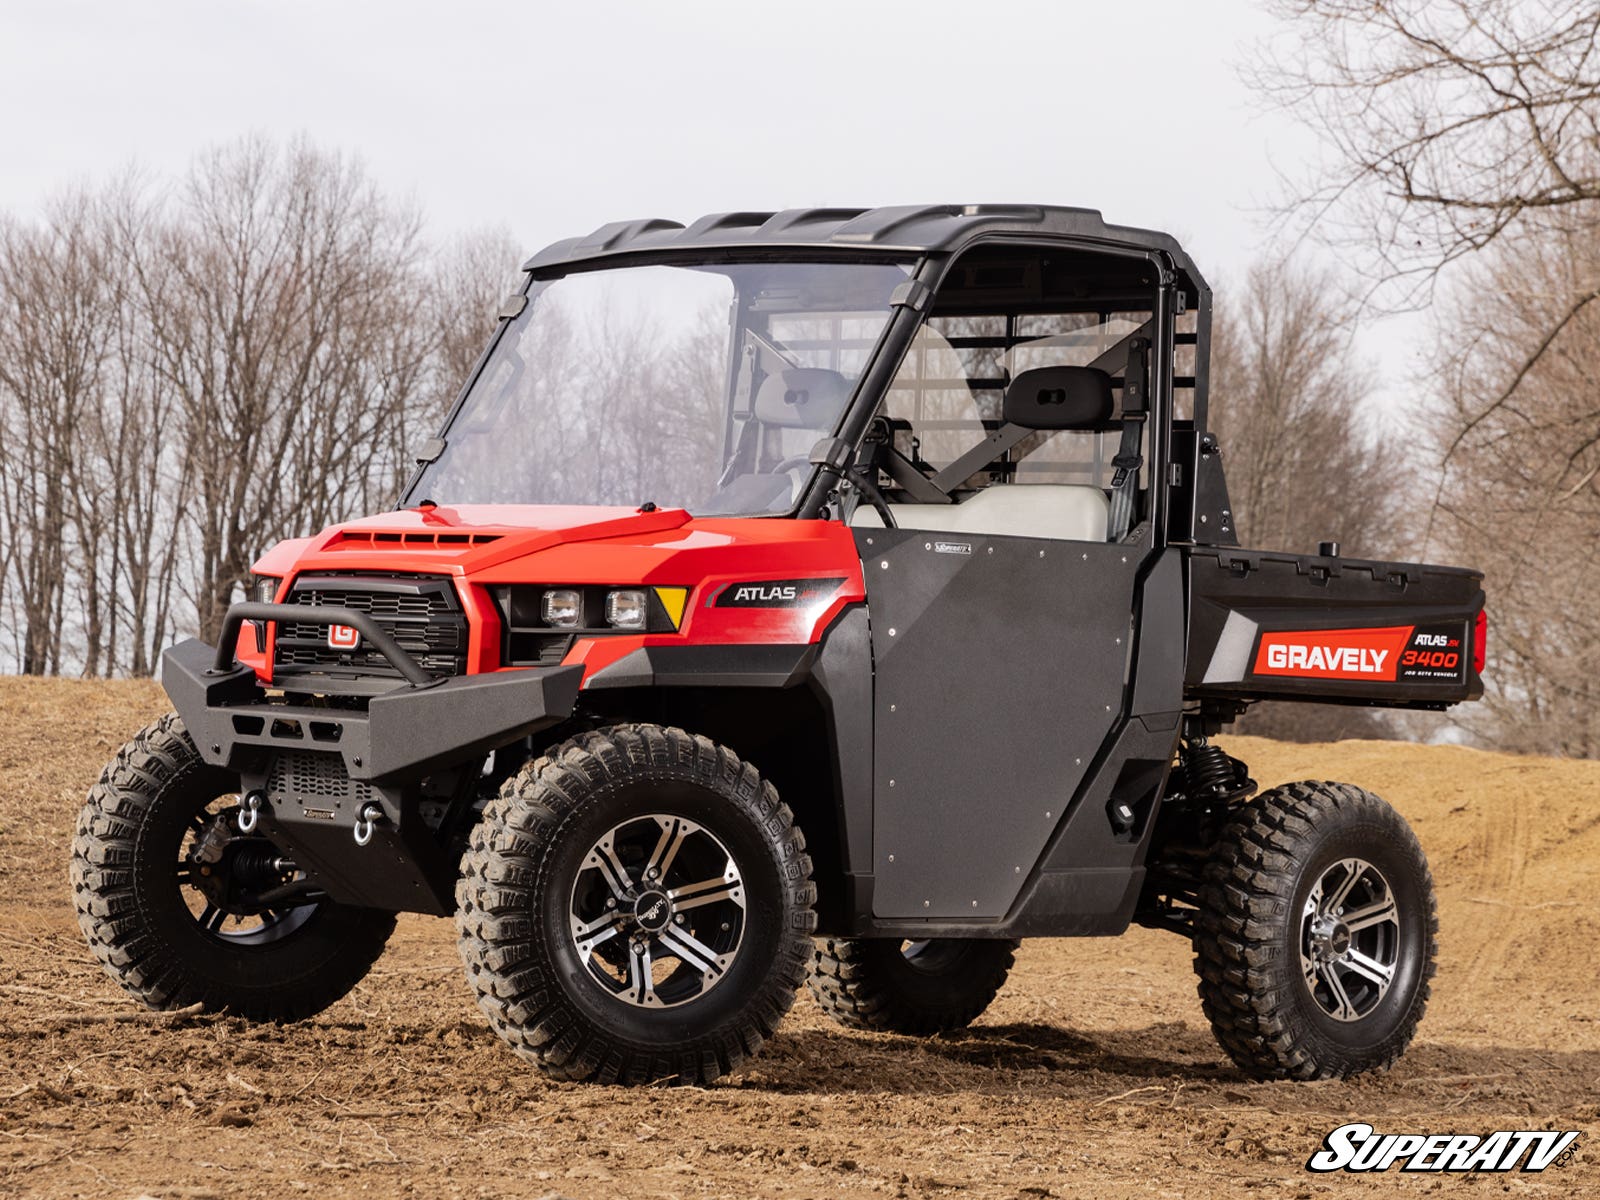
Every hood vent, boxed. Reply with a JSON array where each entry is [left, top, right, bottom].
[[332, 530, 501, 549]]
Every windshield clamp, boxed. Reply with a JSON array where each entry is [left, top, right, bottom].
[[889, 279, 932, 312], [809, 437, 853, 472], [497, 294, 528, 320], [414, 437, 446, 465]]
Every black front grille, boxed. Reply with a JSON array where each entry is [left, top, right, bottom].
[[273, 574, 467, 682], [267, 751, 373, 806]]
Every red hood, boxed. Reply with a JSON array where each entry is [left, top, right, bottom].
[[253, 505, 692, 577], [242, 502, 866, 683]]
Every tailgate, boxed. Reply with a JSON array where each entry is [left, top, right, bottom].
[[1185, 547, 1485, 709]]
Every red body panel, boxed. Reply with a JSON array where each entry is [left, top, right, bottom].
[[248, 505, 867, 686]]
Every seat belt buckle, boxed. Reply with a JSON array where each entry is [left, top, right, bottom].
[[1111, 453, 1142, 488]]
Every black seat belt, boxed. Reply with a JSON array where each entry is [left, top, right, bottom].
[[1107, 338, 1149, 541]]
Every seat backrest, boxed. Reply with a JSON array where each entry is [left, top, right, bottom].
[[851, 483, 1109, 542], [753, 367, 850, 430], [1002, 366, 1115, 430]]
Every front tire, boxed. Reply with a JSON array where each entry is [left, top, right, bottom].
[[71, 714, 396, 1021], [455, 724, 816, 1085], [808, 938, 1018, 1035], [1194, 780, 1437, 1080]]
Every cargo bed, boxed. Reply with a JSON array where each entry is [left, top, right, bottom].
[[1184, 546, 1485, 710]]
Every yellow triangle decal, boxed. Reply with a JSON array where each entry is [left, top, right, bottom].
[[654, 586, 689, 630]]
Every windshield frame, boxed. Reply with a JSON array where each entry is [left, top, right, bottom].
[[399, 249, 928, 518]]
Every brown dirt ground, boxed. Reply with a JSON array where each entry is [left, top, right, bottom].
[[3, 675, 1599, 1199]]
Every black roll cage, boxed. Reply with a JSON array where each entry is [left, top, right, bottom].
[[795, 234, 1187, 555], [400, 233, 1205, 557]]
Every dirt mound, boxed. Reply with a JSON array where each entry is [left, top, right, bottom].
[[3, 677, 1597, 1197]]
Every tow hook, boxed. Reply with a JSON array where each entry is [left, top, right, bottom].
[[237, 791, 266, 834], [353, 801, 386, 847]]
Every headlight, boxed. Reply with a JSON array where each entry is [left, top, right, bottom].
[[252, 575, 281, 604], [542, 588, 582, 628], [605, 589, 649, 630]]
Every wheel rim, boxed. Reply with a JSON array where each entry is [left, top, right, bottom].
[[1298, 856, 1401, 1022], [568, 813, 746, 1009], [176, 792, 316, 945]]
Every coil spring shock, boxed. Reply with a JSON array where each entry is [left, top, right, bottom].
[[1184, 738, 1238, 798]]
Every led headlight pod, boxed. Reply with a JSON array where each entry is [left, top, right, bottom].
[[248, 574, 281, 652], [605, 589, 649, 630], [542, 588, 582, 628]]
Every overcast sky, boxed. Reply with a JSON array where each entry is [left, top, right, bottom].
[[0, 1, 1421, 411]]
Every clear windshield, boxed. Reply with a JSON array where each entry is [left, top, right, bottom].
[[411, 259, 912, 515]]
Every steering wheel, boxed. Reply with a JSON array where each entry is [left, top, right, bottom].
[[761, 454, 814, 505], [763, 455, 897, 528]]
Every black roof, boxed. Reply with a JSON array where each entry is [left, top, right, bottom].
[[522, 204, 1205, 289]]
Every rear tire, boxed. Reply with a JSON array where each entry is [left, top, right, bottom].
[[808, 937, 1018, 1035], [71, 713, 396, 1021], [455, 724, 816, 1085], [1194, 780, 1436, 1080]]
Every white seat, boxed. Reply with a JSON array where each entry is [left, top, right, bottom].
[[850, 484, 1110, 542]]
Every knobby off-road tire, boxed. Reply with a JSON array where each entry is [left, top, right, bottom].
[[71, 713, 396, 1021], [455, 724, 816, 1085], [1195, 780, 1437, 1080], [808, 938, 1019, 1035]]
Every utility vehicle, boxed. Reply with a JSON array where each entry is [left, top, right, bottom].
[[74, 205, 1485, 1085]]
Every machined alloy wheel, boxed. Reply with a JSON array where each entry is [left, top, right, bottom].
[[456, 724, 816, 1085], [1298, 857, 1400, 1022], [1194, 779, 1436, 1080], [569, 814, 747, 1009]]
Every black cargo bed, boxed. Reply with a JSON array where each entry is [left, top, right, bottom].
[[1184, 547, 1485, 710]]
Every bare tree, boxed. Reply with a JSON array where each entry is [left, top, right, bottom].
[[1429, 222, 1600, 756], [101, 181, 191, 674], [431, 228, 525, 391], [0, 193, 116, 674], [1209, 256, 1408, 559], [130, 136, 427, 642], [377, 228, 525, 499], [0, 137, 540, 675], [1258, 0, 1600, 467], [1209, 255, 1412, 741]]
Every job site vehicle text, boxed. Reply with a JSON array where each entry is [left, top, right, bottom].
[[74, 205, 1485, 1084]]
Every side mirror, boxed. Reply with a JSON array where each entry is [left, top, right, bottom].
[[1003, 366, 1114, 431]]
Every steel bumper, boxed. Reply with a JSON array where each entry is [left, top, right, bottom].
[[161, 633, 583, 785], [158, 616, 584, 915]]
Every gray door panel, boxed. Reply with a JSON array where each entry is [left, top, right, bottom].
[[857, 527, 1139, 919]]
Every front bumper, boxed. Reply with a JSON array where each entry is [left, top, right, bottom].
[[163, 635, 582, 785], [159, 610, 583, 915]]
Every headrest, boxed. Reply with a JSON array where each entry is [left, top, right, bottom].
[[754, 367, 850, 430], [1003, 366, 1114, 430]]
